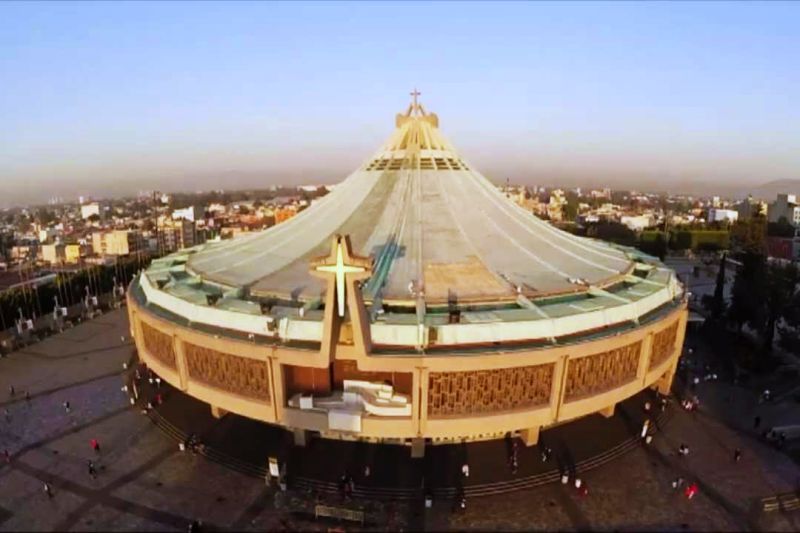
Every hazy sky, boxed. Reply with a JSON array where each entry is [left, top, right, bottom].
[[2, 1, 799, 206]]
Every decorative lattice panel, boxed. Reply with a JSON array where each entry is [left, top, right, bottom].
[[649, 321, 679, 370], [140, 322, 176, 369], [184, 343, 270, 402], [565, 341, 642, 400], [427, 364, 553, 417]]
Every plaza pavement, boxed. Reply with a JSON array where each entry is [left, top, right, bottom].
[[0, 307, 798, 531]]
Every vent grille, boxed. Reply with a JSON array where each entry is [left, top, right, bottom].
[[365, 157, 470, 172]]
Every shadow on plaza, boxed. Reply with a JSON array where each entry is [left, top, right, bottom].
[[130, 366, 667, 501]]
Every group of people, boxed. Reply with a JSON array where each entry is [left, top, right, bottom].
[[671, 477, 699, 499], [38, 438, 104, 500]]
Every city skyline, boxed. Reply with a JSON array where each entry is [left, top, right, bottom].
[[2, 1, 800, 206]]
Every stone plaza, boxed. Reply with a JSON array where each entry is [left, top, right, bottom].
[[1, 308, 798, 531]]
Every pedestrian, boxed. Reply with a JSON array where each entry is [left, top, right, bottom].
[[733, 449, 742, 463], [90, 438, 100, 454], [43, 482, 53, 499], [63, 401, 70, 414], [578, 481, 589, 498], [461, 463, 470, 478], [671, 477, 684, 490], [8, 385, 14, 397], [678, 444, 689, 457], [541, 446, 552, 463], [458, 494, 466, 512], [88, 460, 97, 479], [754, 416, 761, 430], [155, 393, 163, 406], [641, 419, 650, 439], [660, 397, 668, 412], [3, 408, 9, 422], [684, 482, 699, 500], [3, 449, 10, 464], [644, 401, 651, 413], [155, 377, 162, 388], [511, 454, 518, 475]]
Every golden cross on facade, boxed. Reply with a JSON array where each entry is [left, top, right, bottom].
[[311, 235, 372, 317]]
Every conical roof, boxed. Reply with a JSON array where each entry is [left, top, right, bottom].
[[186, 97, 636, 306]]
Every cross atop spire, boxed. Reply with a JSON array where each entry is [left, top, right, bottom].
[[409, 87, 422, 107]]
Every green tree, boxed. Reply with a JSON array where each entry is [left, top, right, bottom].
[[778, 287, 800, 356], [728, 252, 767, 331], [760, 261, 799, 351], [731, 216, 767, 254], [705, 252, 727, 319]]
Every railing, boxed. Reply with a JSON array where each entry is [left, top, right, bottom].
[[761, 491, 800, 513]]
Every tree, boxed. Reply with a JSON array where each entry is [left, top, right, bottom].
[[731, 216, 767, 254], [760, 261, 799, 351], [778, 286, 800, 356], [728, 251, 767, 331], [707, 252, 727, 319]]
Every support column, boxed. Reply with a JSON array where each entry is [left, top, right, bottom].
[[270, 358, 285, 424], [416, 367, 429, 436], [551, 355, 569, 422], [293, 428, 307, 447], [599, 404, 615, 418], [656, 309, 688, 396], [655, 361, 678, 396], [411, 438, 425, 458], [638, 332, 654, 386], [174, 337, 189, 391], [520, 426, 540, 446]]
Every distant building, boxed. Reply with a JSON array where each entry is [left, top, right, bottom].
[[41, 243, 65, 265], [735, 196, 766, 220], [275, 205, 299, 224], [768, 194, 800, 225], [92, 230, 143, 256], [171, 206, 203, 222], [80, 202, 102, 220], [707, 208, 738, 224], [620, 214, 655, 231], [38, 228, 58, 244], [547, 189, 567, 221], [64, 244, 85, 264], [766, 236, 800, 261], [158, 219, 206, 253]]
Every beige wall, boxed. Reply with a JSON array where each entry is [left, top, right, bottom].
[[128, 294, 687, 443]]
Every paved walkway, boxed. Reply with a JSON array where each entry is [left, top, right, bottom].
[[0, 308, 798, 531]]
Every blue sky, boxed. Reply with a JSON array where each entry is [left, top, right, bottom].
[[1, 1, 799, 204]]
